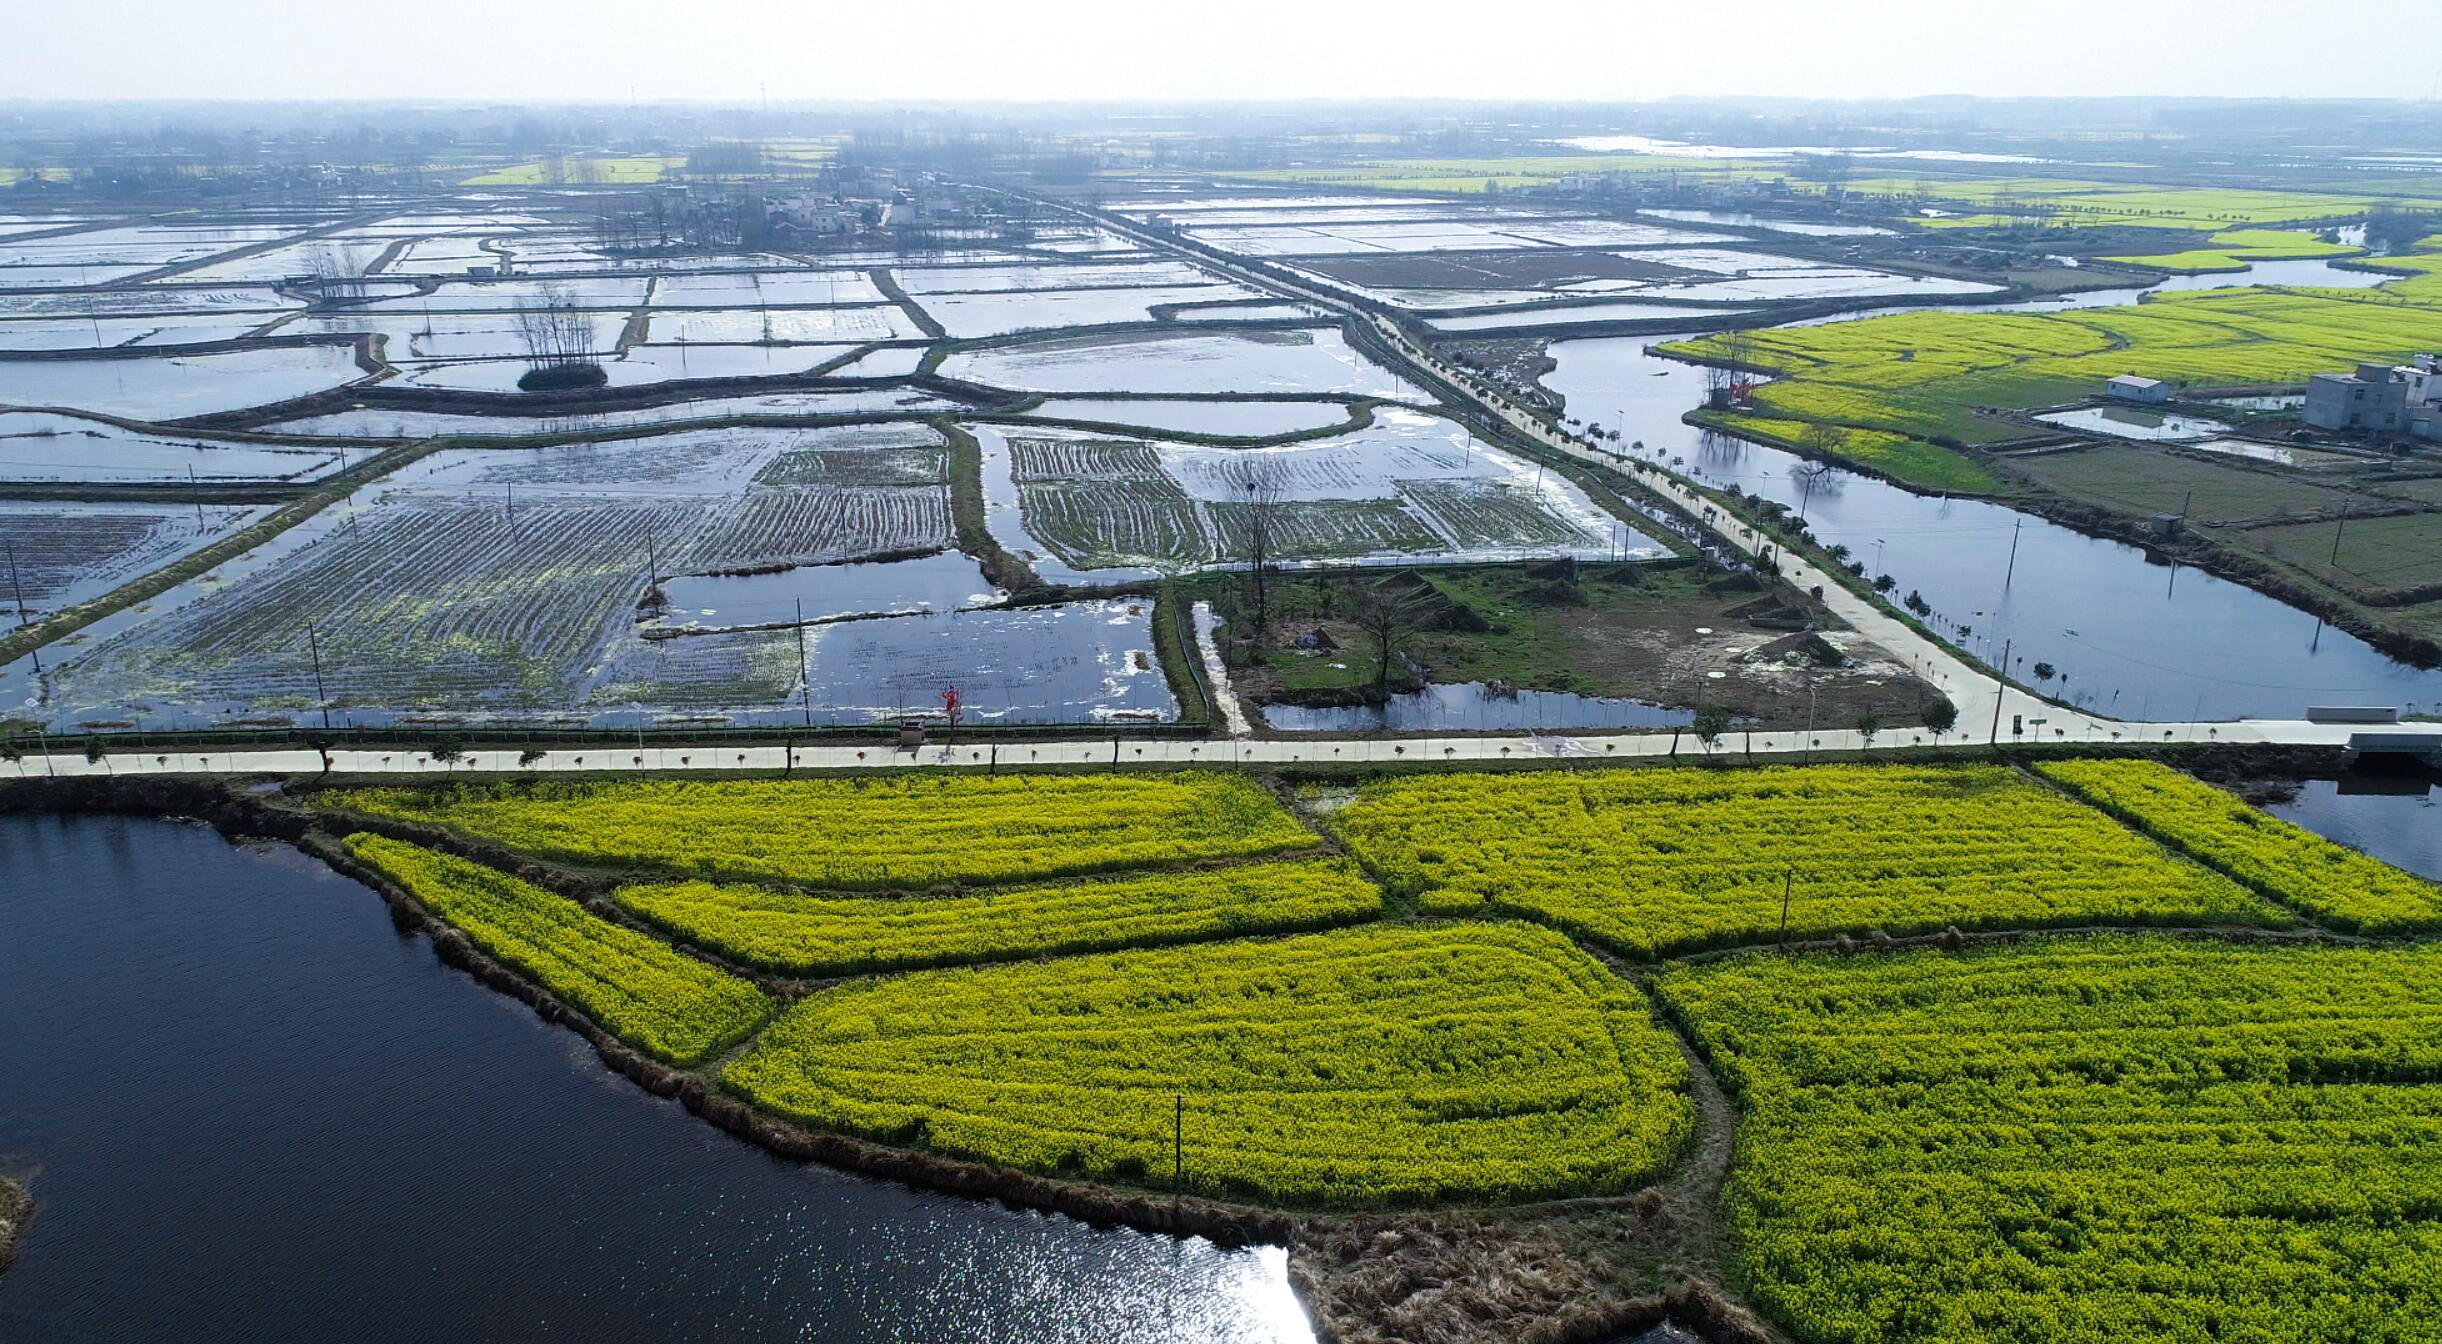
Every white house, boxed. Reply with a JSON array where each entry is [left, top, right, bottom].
[[2104, 374, 2169, 404]]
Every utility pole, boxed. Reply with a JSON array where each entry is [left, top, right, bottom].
[[5, 539, 37, 675], [1173, 1093, 1184, 1204], [2332, 498, 2351, 567], [505, 484, 516, 540], [1778, 869, 1793, 949], [188, 465, 205, 528], [795, 598, 812, 727], [1988, 637, 2011, 745], [2002, 518, 2022, 588], [4, 538, 28, 628], [305, 621, 331, 730]]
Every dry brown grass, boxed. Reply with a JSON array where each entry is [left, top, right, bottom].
[[0, 1175, 30, 1275]]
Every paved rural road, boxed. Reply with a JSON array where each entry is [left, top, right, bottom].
[[0, 714, 2363, 780]]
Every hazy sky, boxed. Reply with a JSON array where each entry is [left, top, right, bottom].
[[16, 0, 2442, 104]]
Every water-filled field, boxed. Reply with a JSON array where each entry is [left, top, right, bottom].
[[1017, 397, 1357, 438], [0, 313, 279, 350], [0, 411, 346, 483], [916, 285, 1271, 338], [0, 343, 367, 418], [389, 344, 862, 391], [262, 388, 962, 439], [938, 328, 1408, 397]]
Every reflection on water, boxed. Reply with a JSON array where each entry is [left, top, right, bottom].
[[1262, 681, 1690, 733], [2034, 406, 2231, 441], [1641, 209, 1895, 238], [2180, 437, 2362, 468], [2268, 775, 2442, 880], [656, 552, 996, 629], [0, 814, 1314, 1344]]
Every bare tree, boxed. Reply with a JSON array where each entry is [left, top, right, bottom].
[[305, 241, 375, 303], [511, 285, 604, 391], [1350, 581, 1428, 697], [1705, 328, 1756, 406], [1226, 454, 1286, 648], [512, 284, 600, 381]]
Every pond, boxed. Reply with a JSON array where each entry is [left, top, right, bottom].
[[1261, 681, 1692, 734], [0, 813, 1311, 1343], [1640, 210, 1896, 238], [0, 345, 368, 420], [1018, 398, 1355, 439], [2179, 437, 2364, 468], [2034, 406, 2233, 442], [655, 551, 997, 629]]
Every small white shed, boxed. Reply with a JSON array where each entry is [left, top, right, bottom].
[[2105, 375, 2169, 404]]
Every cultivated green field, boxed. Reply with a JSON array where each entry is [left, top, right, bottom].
[[2101, 227, 2361, 273], [459, 155, 682, 186], [1691, 411, 2005, 493], [1665, 280, 2442, 444], [311, 754, 2442, 1344]]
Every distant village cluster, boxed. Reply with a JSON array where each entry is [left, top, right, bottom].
[[583, 167, 1013, 261]]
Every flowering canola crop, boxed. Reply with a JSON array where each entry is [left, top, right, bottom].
[[2034, 759, 2442, 932], [332, 772, 1318, 889], [615, 857, 1384, 976], [1659, 935, 2442, 1343], [722, 922, 1692, 1206], [1329, 765, 2279, 956], [344, 833, 773, 1065]]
